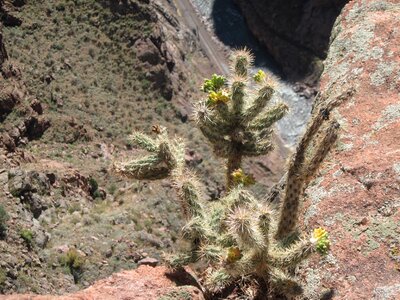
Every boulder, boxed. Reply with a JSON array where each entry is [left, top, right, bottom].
[[134, 27, 175, 101], [25, 193, 47, 218], [1, 59, 22, 79], [30, 99, 43, 115], [1, 132, 16, 152], [25, 115, 51, 140], [8, 169, 51, 196], [299, 0, 400, 298], [0, 32, 8, 65], [138, 257, 159, 267], [0, 84, 19, 117], [135, 38, 163, 66], [8, 169, 51, 217]]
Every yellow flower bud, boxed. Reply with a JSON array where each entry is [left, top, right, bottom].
[[311, 227, 330, 255], [253, 70, 266, 83], [231, 169, 255, 186], [226, 247, 242, 264], [207, 90, 230, 107]]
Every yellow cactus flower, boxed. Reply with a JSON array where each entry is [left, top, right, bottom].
[[311, 227, 330, 255], [313, 228, 327, 240], [226, 247, 242, 264], [231, 169, 255, 186], [207, 90, 230, 107], [253, 70, 266, 83]]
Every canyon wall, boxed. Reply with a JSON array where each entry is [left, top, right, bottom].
[[233, 0, 348, 82]]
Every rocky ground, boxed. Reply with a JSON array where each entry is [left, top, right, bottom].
[[0, 0, 285, 296], [2, 266, 205, 300]]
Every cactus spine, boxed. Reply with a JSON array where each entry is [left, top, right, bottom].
[[115, 49, 337, 298]]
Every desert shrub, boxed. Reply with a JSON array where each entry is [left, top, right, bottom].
[[108, 183, 117, 195], [0, 268, 6, 288], [60, 248, 85, 283], [20, 229, 34, 248], [0, 205, 9, 239], [88, 177, 101, 198]]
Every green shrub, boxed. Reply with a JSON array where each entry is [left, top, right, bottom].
[[51, 43, 64, 51], [88, 177, 100, 198], [68, 202, 81, 214], [108, 183, 117, 195], [0, 268, 6, 284], [92, 190, 102, 199], [0, 205, 9, 239], [55, 3, 66, 11], [60, 249, 85, 283], [20, 229, 34, 247]]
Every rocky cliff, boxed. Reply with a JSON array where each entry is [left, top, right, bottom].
[[300, 0, 400, 298], [233, 0, 348, 83], [0, 0, 227, 295]]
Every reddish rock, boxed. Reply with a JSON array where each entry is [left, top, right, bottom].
[[25, 115, 51, 140], [138, 257, 159, 267], [0, 266, 204, 300], [299, 1, 400, 299], [0, 132, 16, 152], [30, 99, 43, 115]]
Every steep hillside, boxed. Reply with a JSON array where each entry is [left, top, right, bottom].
[[0, 0, 221, 294], [0, 0, 286, 295]]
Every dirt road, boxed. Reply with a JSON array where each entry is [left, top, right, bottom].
[[173, 0, 230, 75]]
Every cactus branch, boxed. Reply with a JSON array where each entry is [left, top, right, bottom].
[[249, 103, 288, 131], [114, 155, 170, 180], [128, 131, 158, 152], [242, 85, 275, 124], [226, 150, 243, 188], [268, 268, 303, 296], [276, 119, 339, 240], [269, 238, 314, 268]]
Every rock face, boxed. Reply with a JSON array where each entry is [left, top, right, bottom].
[[0, 0, 50, 154], [0, 0, 23, 26], [0, 32, 7, 64], [300, 0, 400, 299], [234, 0, 348, 82], [2, 266, 205, 300]]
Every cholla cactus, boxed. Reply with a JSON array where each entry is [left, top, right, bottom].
[[195, 49, 288, 189], [115, 49, 338, 298]]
